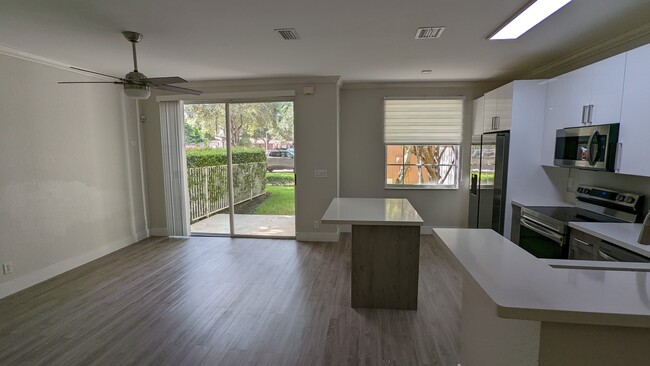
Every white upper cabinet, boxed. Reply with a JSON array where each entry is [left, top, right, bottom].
[[483, 82, 514, 133], [472, 96, 485, 135], [589, 53, 626, 125], [618, 43, 650, 177], [540, 53, 627, 166]]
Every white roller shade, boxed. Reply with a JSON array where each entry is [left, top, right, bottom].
[[384, 98, 463, 144]]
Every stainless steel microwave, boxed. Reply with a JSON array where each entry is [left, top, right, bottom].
[[554, 123, 619, 171]]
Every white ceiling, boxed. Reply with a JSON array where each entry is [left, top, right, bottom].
[[0, 0, 648, 82]]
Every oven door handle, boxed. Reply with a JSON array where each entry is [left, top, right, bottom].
[[597, 250, 617, 262], [520, 218, 565, 246]]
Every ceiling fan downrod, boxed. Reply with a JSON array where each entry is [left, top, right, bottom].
[[122, 31, 143, 72]]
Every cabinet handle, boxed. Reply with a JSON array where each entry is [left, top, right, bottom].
[[574, 238, 593, 247], [582, 105, 589, 125], [587, 105, 594, 125]]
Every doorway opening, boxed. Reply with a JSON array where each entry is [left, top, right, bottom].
[[183, 101, 295, 237]]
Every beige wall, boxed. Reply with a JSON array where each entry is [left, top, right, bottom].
[[339, 82, 500, 229], [0, 53, 147, 297], [140, 78, 341, 240]]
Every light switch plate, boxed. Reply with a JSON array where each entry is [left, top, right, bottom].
[[314, 169, 327, 178]]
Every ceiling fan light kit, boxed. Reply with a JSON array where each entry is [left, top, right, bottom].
[[59, 31, 202, 99], [123, 83, 151, 99]]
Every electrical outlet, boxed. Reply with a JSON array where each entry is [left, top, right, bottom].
[[3, 262, 13, 275], [314, 220, 320, 229]]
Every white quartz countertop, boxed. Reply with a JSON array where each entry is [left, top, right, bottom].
[[569, 222, 650, 258], [433, 228, 650, 328], [321, 198, 423, 226]]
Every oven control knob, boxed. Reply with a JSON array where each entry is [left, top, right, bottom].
[[625, 196, 636, 204], [577, 188, 584, 193], [617, 195, 625, 202]]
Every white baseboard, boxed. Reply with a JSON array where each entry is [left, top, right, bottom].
[[149, 227, 169, 236], [0, 230, 148, 299], [338, 225, 432, 235], [296, 231, 340, 242]]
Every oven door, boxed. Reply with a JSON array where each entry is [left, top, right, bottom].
[[518, 216, 568, 259]]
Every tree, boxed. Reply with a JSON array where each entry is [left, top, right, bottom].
[[184, 122, 206, 144], [184, 104, 226, 141], [396, 145, 457, 185]]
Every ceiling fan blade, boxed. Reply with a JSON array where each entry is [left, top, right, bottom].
[[58, 81, 123, 84], [143, 76, 187, 85], [70, 66, 124, 81], [155, 84, 203, 95]]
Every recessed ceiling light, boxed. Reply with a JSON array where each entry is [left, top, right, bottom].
[[489, 0, 572, 40], [274, 28, 300, 40], [421, 69, 433, 74]]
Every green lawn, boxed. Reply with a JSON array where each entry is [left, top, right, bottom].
[[254, 185, 295, 215]]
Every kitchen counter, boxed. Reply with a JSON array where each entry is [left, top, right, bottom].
[[434, 228, 650, 365], [433, 228, 650, 328], [321, 198, 423, 226], [569, 222, 650, 258]]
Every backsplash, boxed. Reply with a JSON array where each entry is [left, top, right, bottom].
[[564, 168, 650, 215]]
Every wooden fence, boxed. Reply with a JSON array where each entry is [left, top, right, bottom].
[[187, 162, 266, 223]]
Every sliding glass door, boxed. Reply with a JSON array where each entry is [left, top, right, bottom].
[[183, 100, 295, 237]]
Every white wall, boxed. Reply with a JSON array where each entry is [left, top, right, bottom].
[[339, 82, 499, 229], [0, 53, 147, 298], [140, 77, 341, 241]]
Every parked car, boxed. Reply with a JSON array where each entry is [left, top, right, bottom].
[[267, 150, 294, 172]]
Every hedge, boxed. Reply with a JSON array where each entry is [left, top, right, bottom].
[[186, 147, 266, 168]]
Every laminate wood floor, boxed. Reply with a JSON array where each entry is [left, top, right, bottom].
[[0, 234, 461, 366]]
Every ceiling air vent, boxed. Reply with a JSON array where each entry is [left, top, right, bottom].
[[414, 27, 445, 39], [274, 28, 300, 40]]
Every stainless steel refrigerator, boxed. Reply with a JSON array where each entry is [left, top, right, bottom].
[[468, 132, 509, 234]]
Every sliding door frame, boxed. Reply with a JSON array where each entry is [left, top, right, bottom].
[[183, 97, 296, 239]]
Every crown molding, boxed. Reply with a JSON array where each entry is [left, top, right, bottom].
[[527, 22, 650, 79], [341, 80, 503, 90], [184, 75, 342, 88]]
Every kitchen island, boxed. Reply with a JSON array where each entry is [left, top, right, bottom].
[[322, 198, 423, 309], [434, 228, 650, 366]]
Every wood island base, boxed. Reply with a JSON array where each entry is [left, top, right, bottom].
[[351, 225, 420, 310]]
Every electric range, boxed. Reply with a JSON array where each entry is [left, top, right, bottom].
[[515, 185, 644, 259]]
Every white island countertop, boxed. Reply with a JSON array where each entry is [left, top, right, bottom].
[[569, 222, 650, 258], [321, 198, 423, 226], [434, 228, 650, 328]]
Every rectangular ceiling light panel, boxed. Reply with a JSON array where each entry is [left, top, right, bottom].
[[490, 0, 572, 40]]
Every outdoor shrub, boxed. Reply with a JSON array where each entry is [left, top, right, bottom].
[[186, 147, 266, 168], [266, 172, 295, 186]]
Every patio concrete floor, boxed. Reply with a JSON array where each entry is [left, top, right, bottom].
[[191, 213, 295, 237]]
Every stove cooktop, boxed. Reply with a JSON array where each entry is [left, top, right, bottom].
[[523, 206, 626, 224]]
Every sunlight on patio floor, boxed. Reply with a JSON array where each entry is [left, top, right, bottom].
[[190, 214, 295, 237]]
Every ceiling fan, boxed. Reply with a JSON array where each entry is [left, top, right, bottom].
[[59, 31, 202, 99]]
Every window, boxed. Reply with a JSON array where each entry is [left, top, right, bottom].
[[384, 98, 463, 189]]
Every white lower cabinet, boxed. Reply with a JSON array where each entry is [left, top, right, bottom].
[[618, 43, 650, 177]]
